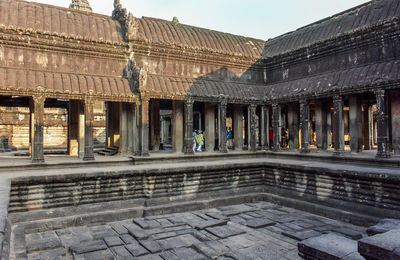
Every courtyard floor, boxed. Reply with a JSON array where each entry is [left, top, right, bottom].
[[21, 201, 366, 260]]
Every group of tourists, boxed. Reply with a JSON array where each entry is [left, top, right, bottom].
[[192, 130, 204, 153]]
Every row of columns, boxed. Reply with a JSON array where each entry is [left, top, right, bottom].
[[30, 96, 96, 163], [269, 89, 395, 158]]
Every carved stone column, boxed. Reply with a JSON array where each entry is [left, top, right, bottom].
[[119, 103, 130, 155], [391, 91, 400, 155], [287, 103, 299, 151], [150, 99, 160, 152], [83, 98, 95, 161], [205, 103, 215, 152], [30, 95, 45, 163], [218, 98, 228, 153], [315, 101, 328, 150], [248, 104, 257, 152], [261, 105, 269, 150], [184, 97, 194, 154], [375, 89, 390, 158], [349, 96, 362, 153], [172, 100, 184, 153], [127, 103, 136, 155], [300, 99, 310, 153], [272, 103, 281, 151], [139, 96, 150, 156], [333, 95, 345, 154]]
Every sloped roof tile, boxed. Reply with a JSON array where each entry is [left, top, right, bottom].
[[135, 16, 265, 58], [0, 0, 124, 44], [264, 60, 400, 101], [263, 0, 400, 58]]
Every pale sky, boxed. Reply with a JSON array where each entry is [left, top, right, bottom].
[[30, 0, 371, 40]]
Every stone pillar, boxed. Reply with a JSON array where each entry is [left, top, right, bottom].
[[83, 98, 95, 161], [106, 102, 121, 148], [68, 100, 81, 156], [327, 106, 333, 149], [150, 100, 160, 152], [287, 103, 299, 150], [134, 103, 140, 155], [248, 104, 257, 152], [218, 98, 228, 153], [333, 95, 345, 154], [272, 103, 281, 151], [315, 101, 328, 150], [127, 103, 136, 155], [349, 96, 362, 153], [362, 104, 372, 150], [205, 103, 215, 152], [139, 97, 150, 156], [233, 105, 244, 150], [300, 100, 310, 153], [391, 91, 400, 155], [172, 100, 184, 153], [261, 105, 269, 150], [119, 103, 129, 155], [375, 89, 390, 158], [30, 95, 45, 163], [184, 97, 194, 154]]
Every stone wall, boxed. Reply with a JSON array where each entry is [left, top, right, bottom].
[[8, 159, 400, 226], [0, 102, 106, 150]]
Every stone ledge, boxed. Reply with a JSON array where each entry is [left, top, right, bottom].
[[358, 229, 400, 260], [298, 233, 363, 260]]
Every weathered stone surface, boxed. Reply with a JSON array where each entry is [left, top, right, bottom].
[[282, 230, 321, 241], [82, 249, 115, 260], [193, 219, 228, 230], [358, 229, 400, 260], [125, 243, 149, 257], [298, 233, 359, 260], [27, 247, 66, 260], [333, 228, 363, 240], [104, 236, 124, 247], [158, 234, 201, 250], [110, 245, 135, 260], [69, 240, 108, 254], [366, 219, 400, 236], [206, 225, 246, 239], [160, 247, 207, 260], [120, 234, 137, 245], [26, 237, 62, 253], [139, 239, 163, 253], [246, 218, 276, 228]]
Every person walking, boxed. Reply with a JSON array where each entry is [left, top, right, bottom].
[[196, 130, 204, 152]]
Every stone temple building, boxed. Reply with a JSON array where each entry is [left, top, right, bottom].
[[0, 0, 399, 259]]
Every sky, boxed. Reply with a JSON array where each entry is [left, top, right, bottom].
[[30, 0, 371, 40]]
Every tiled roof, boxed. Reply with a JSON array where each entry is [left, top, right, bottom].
[[264, 60, 400, 101], [0, 0, 124, 44], [263, 0, 400, 58], [135, 17, 265, 58], [144, 74, 265, 101], [0, 68, 135, 99]]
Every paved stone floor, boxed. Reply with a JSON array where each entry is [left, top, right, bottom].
[[22, 202, 366, 260]]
